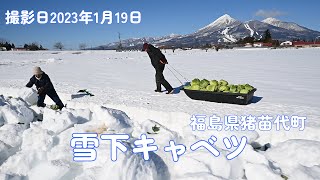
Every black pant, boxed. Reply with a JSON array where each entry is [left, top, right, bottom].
[[155, 66, 173, 92], [38, 90, 64, 109]]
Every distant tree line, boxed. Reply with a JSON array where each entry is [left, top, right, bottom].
[[0, 41, 15, 50], [0, 38, 47, 51], [24, 43, 47, 51]]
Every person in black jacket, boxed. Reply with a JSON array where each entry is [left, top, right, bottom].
[[143, 43, 174, 94], [26, 67, 64, 110]]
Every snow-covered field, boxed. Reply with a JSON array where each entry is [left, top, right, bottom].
[[0, 48, 320, 180]]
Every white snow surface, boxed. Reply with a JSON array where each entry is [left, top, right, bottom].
[[0, 49, 320, 180]]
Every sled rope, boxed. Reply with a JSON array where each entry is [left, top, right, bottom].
[[168, 64, 189, 82], [167, 66, 184, 85]]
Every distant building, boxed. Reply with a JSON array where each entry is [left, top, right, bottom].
[[0, 47, 7, 51], [263, 43, 273, 47], [253, 42, 263, 47], [244, 43, 253, 48], [292, 41, 320, 48], [252, 42, 273, 47], [11, 48, 28, 51], [280, 41, 293, 46]]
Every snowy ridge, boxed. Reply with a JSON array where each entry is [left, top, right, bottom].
[[262, 17, 308, 32]]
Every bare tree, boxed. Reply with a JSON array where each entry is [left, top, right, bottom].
[[79, 43, 87, 50], [53, 42, 64, 50]]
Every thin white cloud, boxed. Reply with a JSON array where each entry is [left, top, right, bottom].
[[255, 9, 286, 18]]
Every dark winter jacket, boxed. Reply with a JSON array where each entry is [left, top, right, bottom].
[[147, 45, 168, 70], [26, 72, 55, 93]]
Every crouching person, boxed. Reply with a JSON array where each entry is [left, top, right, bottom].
[[26, 67, 64, 110]]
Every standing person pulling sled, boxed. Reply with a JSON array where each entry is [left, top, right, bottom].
[[26, 67, 64, 110], [142, 43, 174, 94]]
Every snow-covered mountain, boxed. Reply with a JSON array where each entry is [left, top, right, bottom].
[[262, 17, 309, 32], [98, 14, 320, 49], [96, 34, 182, 50], [197, 14, 242, 33]]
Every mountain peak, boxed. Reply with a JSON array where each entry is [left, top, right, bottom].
[[218, 14, 233, 20], [198, 14, 239, 32], [212, 14, 236, 25], [262, 17, 280, 24]]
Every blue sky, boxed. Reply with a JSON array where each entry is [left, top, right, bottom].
[[1, 0, 320, 49]]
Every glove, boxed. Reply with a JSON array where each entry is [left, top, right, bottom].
[[37, 87, 45, 95], [160, 60, 168, 64]]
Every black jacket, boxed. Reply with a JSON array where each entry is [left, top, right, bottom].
[[26, 72, 54, 92], [147, 45, 168, 70]]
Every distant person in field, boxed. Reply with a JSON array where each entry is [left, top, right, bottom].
[[26, 67, 64, 110], [142, 43, 174, 94]]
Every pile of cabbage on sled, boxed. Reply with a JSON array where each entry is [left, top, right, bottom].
[[184, 79, 254, 94]]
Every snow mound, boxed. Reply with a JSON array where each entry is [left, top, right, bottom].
[[244, 163, 282, 180], [266, 139, 320, 167], [94, 148, 170, 180], [0, 151, 47, 176], [177, 151, 233, 179], [46, 128, 76, 163], [41, 109, 78, 134], [0, 124, 26, 147], [239, 146, 269, 165], [0, 96, 34, 124], [21, 124, 54, 151], [289, 165, 320, 180], [265, 139, 320, 180], [17, 88, 38, 105], [0, 141, 10, 165], [255, 126, 320, 147], [28, 160, 71, 180], [83, 104, 134, 134]]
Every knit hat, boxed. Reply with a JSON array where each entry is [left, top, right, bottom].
[[33, 66, 43, 75]]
